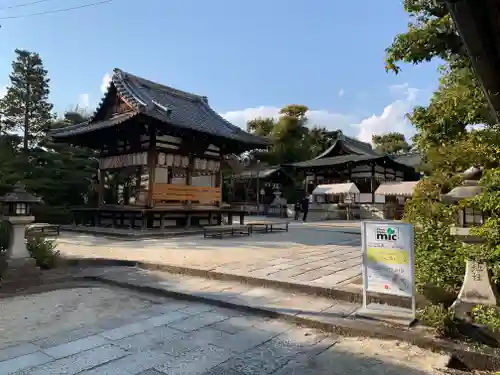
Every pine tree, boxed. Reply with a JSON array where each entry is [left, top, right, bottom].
[[0, 49, 54, 151]]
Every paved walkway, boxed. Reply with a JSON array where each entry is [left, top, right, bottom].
[[0, 276, 448, 374], [57, 222, 363, 290]]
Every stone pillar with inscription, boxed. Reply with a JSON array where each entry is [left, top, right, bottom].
[[449, 227, 499, 317]]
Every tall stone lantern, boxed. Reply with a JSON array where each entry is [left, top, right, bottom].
[[0, 182, 42, 282], [442, 167, 499, 317]]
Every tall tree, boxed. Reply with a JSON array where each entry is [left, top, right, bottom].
[[385, 1, 500, 298], [385, 0, 492, 152], [246, 104, 312, 165], [36, 110, 97, 206], [372, 132, 411, 155], [384, 0, 466, 74], [308, 126, 334, 158], [0, 49, 54, 151]]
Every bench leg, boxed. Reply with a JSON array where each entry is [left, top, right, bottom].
[[240, 214, 244, 225]]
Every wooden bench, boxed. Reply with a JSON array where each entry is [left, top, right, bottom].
[[203, 225, 251, 239], [26, 223, 60, 238], [247, 221, 289, 234]]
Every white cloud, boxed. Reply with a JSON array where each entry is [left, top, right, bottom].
[[220, 83, 419, 144], [355, 84, 419, 144], [100, 73, 112, 93], [78, 93, 90, 108], [338, 88, 344, 97], [0, 85, 6, 99]]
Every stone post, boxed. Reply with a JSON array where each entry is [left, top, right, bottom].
[[449, 227, 499, 317], [442, 168, 499, 317], [0, 183, 41, 284], [2, 216, 39, 282]]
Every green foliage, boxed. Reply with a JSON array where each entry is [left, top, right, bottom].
[[27, 237, 59, 269], [0, 220, 12, 253], [410, 68, 493, 152], [404, 178, 465, 299], [372, 132, 411, 155], [472, 305, 500, 332], [417, 304, 458, 337], [246, 104, 335, 165], [389, 0, 500, 340], [0, 220, 10, 279], [0, 49, 54, 151], [384, 0, 466, 74], [468, 169, 500, 282]]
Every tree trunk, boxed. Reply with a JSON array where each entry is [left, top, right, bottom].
[[23, 110, 29, 151], [23, 96, 29, 152]]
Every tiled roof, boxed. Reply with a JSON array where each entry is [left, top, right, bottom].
[[289, 154, 381, 168], [49, 112, 137, 137], [51, 69, 269, 147], [313, 131, 380, 159], [392, 152, 422, 168]]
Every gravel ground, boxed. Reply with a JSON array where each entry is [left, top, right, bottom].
[[0, 287, 157, 349]]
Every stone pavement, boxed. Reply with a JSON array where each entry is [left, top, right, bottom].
[[0, 281, 448, 374], [57, 223, 363, 291]]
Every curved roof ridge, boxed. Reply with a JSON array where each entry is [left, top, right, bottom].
[[114, 68, 207, 103]]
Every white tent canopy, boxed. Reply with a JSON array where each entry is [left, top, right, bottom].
[[375, 181, 419, 197], [312, 183, 360, 195]]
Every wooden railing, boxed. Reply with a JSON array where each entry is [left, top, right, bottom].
[[153, 184, 221, 204]]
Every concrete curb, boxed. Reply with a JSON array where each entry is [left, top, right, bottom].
[[85, 273, 500, 372], [62, 257, 418, 308]]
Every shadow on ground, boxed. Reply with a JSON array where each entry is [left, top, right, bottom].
[[0, 282, 448, 375]]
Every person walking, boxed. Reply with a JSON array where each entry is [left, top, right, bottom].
[[294, 199, 301, 220], [301, 194, 310, 222]]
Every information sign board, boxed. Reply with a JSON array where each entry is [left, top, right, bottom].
[[361, 221, 415, 318]]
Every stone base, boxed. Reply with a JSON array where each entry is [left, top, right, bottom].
[[1, 257, 40, 286], [354, 303, 416, 327]]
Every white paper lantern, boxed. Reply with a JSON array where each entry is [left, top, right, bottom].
[[166, 154, 174, 167], [157, 152, 166, 165], [174, 155, 181, 167]]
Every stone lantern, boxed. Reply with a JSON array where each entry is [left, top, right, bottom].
[[442, 167, 499, 316], [0, 182, 42, 282]]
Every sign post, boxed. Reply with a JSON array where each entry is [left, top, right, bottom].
[[357, 220, 416, 325]]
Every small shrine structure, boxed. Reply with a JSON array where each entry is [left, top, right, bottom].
[[286, 131, 419, 219], [50, 69, 268, 230]]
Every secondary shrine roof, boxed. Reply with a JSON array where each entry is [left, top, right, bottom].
[[313, 131, 380, 159], [50, 69, 269, 149]]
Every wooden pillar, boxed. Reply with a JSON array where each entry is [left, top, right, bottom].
[[371, 162, 376, 204], [215, 165, 222, 206], [146, 123, 157, 209], [98, 169, 105, 207], [185, 155, 194, 205], [147, 150, 156, 208], [186, 155, 193, 186]]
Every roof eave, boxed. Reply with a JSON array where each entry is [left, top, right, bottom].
[[446, 0, 500, 122]]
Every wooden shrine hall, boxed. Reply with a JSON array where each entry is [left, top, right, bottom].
[[286, 131, 420, 219], [50, 68, 269, 230]]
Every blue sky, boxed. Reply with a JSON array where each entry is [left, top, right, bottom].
[[0, 0, 441, 142]]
